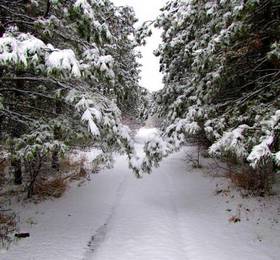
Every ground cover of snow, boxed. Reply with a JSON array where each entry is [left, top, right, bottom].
[[2, 128, 280, 260], [134, 127, 159, 143]]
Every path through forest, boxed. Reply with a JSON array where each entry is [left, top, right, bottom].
[[2, 127, 280, 260]]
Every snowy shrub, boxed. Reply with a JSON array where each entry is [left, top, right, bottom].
[[209, 125, 249, 161], [247, 136, 274, 169]]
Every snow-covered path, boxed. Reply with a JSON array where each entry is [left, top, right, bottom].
[[2, 128, 280, 260], [87, 151, 188, 260]]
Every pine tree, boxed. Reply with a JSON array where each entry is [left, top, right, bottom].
[[140, 0, 280, 178], [0, 0, 146, 194]]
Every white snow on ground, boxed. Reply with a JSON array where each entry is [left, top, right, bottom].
[[134, 127, 159, 144], [68, 148, 102, 170], [2, 127, 280, 260]]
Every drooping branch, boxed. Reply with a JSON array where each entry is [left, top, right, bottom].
[[1, 109, 34, 125], [0, 88, 57, 100]]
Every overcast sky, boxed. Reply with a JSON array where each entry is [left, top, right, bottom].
[[112, 0, 168, 92]]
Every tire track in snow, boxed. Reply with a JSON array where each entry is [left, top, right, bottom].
[[161, 164, 190, 260], [147, 158, 189, 260], [88, 158, 189, 259], [83, 171, 128, 260], [84, 128, 189, 260]]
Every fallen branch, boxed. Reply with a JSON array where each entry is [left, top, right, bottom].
[[15, 233, 30, 238]]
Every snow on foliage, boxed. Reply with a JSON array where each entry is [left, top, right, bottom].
[[275, 152, 280, 167], [0, 33, 81, 77], [247, 136, 274, 168], [143, 0, 280, 173], [45, 49, 81, 78], [74, 0, 95, 21], [209, 125, 249, 159], [0, 0, 147, 181], [98, 55, 115, 79], [81, 109, 100, 136], [129, 133, 172, 177], [0, 33, 45, 67], [50, 0, 60, 4], [267, 42, 280, 61]]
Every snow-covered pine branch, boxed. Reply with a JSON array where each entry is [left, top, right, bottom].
[[0, 0, 147, 187], [142, 0, 280, 175]]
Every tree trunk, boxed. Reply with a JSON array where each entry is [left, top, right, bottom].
[[11, 157, 22, 185], [44, 0, 51, 18], [27, 168, 39, 199], [27, 155, 42, 198], [51, 150, 59, 171]]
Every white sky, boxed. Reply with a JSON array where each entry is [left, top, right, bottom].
[[112, 0, 168, 92]]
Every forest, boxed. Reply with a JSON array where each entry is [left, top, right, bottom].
[[0, 0, 280, 259]]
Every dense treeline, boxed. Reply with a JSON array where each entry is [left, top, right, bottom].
[[1, 0, 280, 194], [0, 0, 146, 196], [144, 0, 280, 190]]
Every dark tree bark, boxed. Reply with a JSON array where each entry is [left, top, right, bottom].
[[51, 100, 62, 171], [27, 156, 42, 198], [0, 22, 5, 38], [51, 150, 59, 171], [44, 0, 51, 18], [11, 157, 22, 185]]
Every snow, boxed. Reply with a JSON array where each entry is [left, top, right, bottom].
[[88, 120, 100, 136], [180, 120, 201, 135], [268, 42, 280, 60], [76, 98, 102, 137], [271, 110, 280, 127], [275, 151, 280, 166], [45, 49, 81, 78], [0, 33, 82, 78], [75, 97, 95, 111], [117, 125, 132, 141], [68, 148, 102, 171], [134, 127, 159, 144], [247, 136, 274, 168], [2, 127, 280, 260], [74, 0, 95, 21], [89, 108, 102, 123], [98, 55, 115, 79], [81, 109, 100, 136], [209, 125, 249, 159], [0, 33, 45, 67], [82, 47, 99, 62]]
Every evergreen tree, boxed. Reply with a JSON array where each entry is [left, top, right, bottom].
[[140, 0, 280, 177], [0, 0, 146, 193]]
